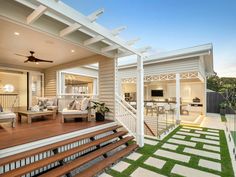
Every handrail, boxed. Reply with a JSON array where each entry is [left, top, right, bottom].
[[115, 99, 136, 119], [115, 94, 156, 136], [115, 94, 136, 113]]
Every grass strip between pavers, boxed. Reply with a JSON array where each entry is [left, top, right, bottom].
[[105, 125, 235, 177]]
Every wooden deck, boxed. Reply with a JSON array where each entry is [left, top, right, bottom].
[[0, 114, 113, 150]]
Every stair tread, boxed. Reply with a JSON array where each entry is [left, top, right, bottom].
[[77, 144, 138, 177], [1, 131, 127, 177], [0, 125, 122, 166], [40, 136, 134, 177]]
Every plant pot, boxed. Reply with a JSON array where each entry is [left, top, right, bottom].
[[95, 112, 105, 121], [220, 108, 226, 116]]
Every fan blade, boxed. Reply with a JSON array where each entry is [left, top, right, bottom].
[[35, 58, 53, 63], [15, 53, 27, 57], [24, 60, 29, 63]]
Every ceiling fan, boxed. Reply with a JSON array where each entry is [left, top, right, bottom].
[[15, 51, 53, 64]]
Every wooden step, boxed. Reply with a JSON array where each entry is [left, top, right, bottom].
[[40, 136, 134, 177], [0, 125, 122, 166], [0, 131, 127, 177], [77, 144, 138, 177]]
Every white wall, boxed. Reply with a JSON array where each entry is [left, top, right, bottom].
[[118, 57, 200, 80], [0, 72, 27, 107]]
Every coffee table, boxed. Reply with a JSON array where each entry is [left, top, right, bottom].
[[18, 110, 56, 124]]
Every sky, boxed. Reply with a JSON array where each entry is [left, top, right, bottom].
[[62, 0, 236, 77]]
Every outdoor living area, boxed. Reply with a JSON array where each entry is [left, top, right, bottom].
[[117, 44, 213, 136], [0, 0, 146, 176]]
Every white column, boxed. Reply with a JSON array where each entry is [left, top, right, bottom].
[[204, 76, 207, 115], [176, 73, 181, 124], [93, 79, 97, 95], [136, 55, 144, 147]]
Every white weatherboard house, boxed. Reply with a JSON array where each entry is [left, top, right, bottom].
[[58, 44, 214, 128], [1, 1, 230, 177], [118, 44, 214, 124]]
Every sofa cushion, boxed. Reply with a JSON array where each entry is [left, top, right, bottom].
[[0, 112, 16, 119], [62, 108, 88, 115], [81, 98, 89, 111]]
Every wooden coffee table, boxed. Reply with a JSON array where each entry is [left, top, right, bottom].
[[18, 110, 56, 124]]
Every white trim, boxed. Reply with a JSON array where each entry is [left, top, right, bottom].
[[60, 71, 98, 79], [0, 122, 117, 158]]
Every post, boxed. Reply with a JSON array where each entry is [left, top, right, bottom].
[[93, 79, 97, 95], [204, 76, 207, 115], [176, 73, 181, 124], [136, 55, 144, 147]]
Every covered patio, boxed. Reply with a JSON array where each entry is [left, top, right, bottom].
[[0, 0, 147, 176]]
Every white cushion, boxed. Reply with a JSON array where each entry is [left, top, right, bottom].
[[80, 98, 89, 111], [47, 105, 58, 109], [0, 112, 16, 119], [62, 108, 88, 115]]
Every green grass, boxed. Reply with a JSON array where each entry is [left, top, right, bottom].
[[105, 126, 235, 177], [221, 115, 227, 122], [231, 131, 236, 145]]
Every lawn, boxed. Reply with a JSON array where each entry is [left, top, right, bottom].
[[104, 126, 235, 177], [231, 131, 236, 146]]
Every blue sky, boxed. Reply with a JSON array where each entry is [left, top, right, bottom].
[[62, 0, 236, 77]]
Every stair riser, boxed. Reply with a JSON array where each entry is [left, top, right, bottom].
[[0, 131, 120, 176]]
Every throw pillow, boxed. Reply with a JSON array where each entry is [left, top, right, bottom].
[[31, 105, 40, 112], [81, 98, 89, 111], [38, 99, 48, 110], [46, 100, 54, 107], [68, 100, 76, 110], [74, 100, 81, 110]]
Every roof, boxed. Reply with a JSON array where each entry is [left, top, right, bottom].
[[119, 43, 214, 75]]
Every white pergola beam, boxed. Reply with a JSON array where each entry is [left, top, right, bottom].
[[111, 26, 127, 36], [126, 38, 140, 46], [87, 8, 104, 22], [101, 45, 120, 53], [84, 35, 104, 46], [27, 5, 47, 24], [36, 0, 142, 55], [137, 46, 151, 54], [60, 23, 81, 37]]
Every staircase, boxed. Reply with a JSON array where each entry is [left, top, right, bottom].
[[0, 125, 137, 177]]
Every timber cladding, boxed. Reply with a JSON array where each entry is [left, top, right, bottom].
[[99, 58, 115, 120], [43, 55, 108, 97], [43, 55, 116, 119]]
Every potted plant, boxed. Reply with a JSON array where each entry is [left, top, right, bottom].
[[219, 101, 227, 115], [88, 101, 110, 121]]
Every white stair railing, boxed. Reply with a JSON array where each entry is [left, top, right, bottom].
[[115, 94, 156, 137], [115, 94, 137, 138]]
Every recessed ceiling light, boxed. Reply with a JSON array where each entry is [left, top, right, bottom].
[[71, 49, 75, 53], [36, 62, 39, 65], [14, 32, 20, 36]]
